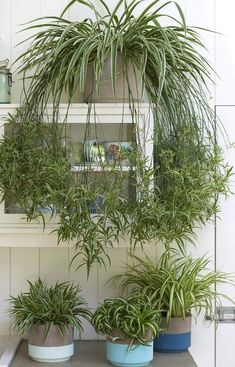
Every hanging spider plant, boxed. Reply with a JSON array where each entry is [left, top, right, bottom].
[[2, 0, 230, 272], [0, 110, 72, 223], [127, 121, 232, 250], [17, 0, 213, 127]]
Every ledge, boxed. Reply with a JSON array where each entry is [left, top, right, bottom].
[[0, 336, 21, 367], [8, 340, 197, 367], [0, 103, 151, 124]]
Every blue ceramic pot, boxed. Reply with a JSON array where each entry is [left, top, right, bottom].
[[154, 316, 191, 353], [106, 340, 153, 367]]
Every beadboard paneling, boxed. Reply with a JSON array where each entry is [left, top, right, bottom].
[[11, 0, 41, 103], [10, 248, 40, 336], [69, 248, 98, 309], [215, 2, 235, 105], [0, 245, 158, 339], [68, 248, 99, 340], [98, 248, 128, 303], [0, 232, 58, 247], [128, 245, 157, 263], [0, 0, 12, 61], [0, 248, 10, 334], [10, 248, 39, 296], [39, 247, 69, 283]]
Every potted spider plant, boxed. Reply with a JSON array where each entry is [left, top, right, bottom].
[[9, 279, 91, 363], [92, 293, 162, 367], [110, 250, 234, 353]]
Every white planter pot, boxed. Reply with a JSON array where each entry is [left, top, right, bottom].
[[28, 325, 74, 363], [28, 343, 74, 363]]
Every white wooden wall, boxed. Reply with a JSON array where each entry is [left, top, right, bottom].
[[1, 1, 235, 366]]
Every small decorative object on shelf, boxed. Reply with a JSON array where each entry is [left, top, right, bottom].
[[71, 140, 134, 169], [83, 140, 105, 164], [0, 59, 12, 104], [89, 195, 104, 214], [69, 141, 83, 165], [104, 141, 133, 166]]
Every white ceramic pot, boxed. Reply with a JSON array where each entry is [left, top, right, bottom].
[[28, 325, 74, 363]]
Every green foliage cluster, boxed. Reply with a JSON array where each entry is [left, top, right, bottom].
[[9, 279, 91, 337], [18, 0, 212, 129], [0, 0, 231, 272], [110, 250, 234, 323], [0, 111, 71, 221], [92, 293, 162, 346], [54, 172, 129, 271], [128, 122, 231, 249]]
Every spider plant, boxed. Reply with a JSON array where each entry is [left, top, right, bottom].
[[128, 121, 232, 250], [110, 250, 235, 323], [53, 170, 130, 273], [17, 0, 213, 132], [9, 278, 91, 338], [0, 110, 72, 223], [0, 0, 230, 273], [92, 293, 162, 346]]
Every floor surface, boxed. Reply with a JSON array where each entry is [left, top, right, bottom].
[[0, 336, 9, 356]]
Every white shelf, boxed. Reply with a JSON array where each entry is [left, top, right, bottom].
[[0, 336, 21, 367], [0, 103, 150, 124], [72, 164, 134, 172]]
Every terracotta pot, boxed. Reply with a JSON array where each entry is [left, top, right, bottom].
[[154, 316, 192, 353], [28, 324, 74, 363], [83, 52, 147, 103]]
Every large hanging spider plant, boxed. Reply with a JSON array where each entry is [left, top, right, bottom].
[[1, 0, 230, 272], [18, 0, 213, 130]]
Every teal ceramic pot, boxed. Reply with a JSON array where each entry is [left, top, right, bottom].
[[106, 340, 153, 367], [154, 316, 191, 353]]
